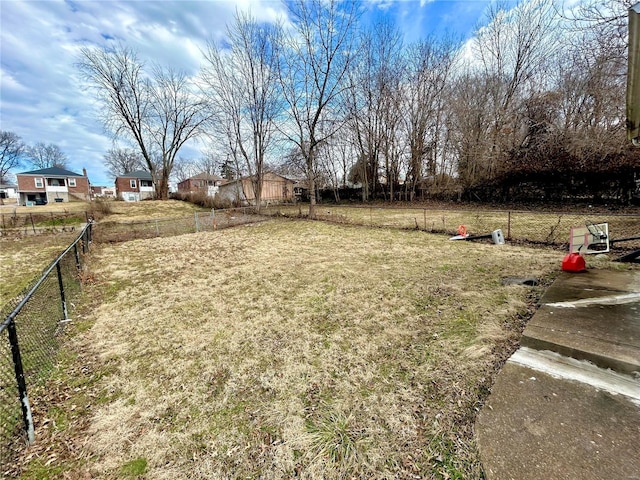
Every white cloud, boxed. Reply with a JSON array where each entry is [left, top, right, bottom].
[[0, 0, 287, 185], [1, 0, 497, 186]]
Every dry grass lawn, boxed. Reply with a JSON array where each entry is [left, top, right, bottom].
[[56, 219, 562, 479], [266, 204, 640, 247], [0, 201, 90, 215], [0, 233, 79, 304], [100, 199, 206, 222]]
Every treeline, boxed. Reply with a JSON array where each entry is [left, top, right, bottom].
[[0, 131, 68, 184], [78, 0, 639, 213]]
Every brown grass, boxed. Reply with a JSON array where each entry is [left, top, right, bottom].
[[21, 219, 566, 479], [0, 201, 90, 215], [266, 204, 640, 248], [0, 233, 79, 303], [100, 199, 207, 223]]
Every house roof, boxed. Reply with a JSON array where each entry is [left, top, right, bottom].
[[119, 170, 153, 180], [19, 166, 85, 177], [224, 172, 293, 183], [189, 172, 223, 181]]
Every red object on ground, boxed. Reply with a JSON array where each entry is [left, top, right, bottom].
[[562, 253, 586, 272]]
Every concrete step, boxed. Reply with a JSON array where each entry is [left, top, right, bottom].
[[521, 270, 640, 375]]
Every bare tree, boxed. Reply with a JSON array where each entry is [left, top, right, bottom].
[[172, 150, 222, 183], [403, 37, 459, 200], [103, 147, 145, 178], [278, 0, 360, 217], [25, 142, 68, 169], [197, 150, 224, 176], [560, 0, 630, 61], [0, 131, 24, 183], [202, 11, 283, 211], [77, 45, 208, 199], [451, 0, 560, 193], [345, 20, 404, 201]]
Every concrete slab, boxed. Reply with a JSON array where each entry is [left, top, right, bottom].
[[477, 269, 640, 480], [521, 270, 640, 375], [476, 363, 640, 480], [539, 270, 640, 304]]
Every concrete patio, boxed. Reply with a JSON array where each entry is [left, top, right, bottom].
[[476, 269, 640, 480]]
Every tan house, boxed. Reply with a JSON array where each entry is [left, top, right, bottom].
[[177, 173, 225, 197], [216, 172, 295, 205], [115, 170, 154, 202], [16, 167, 90, 205]]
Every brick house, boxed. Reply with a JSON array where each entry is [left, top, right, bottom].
[[91, 185, 116, 198], [115, 170, 155, 202], [16, 166, 90, 205], [177, 173, 225, 197], [216, 172, 295, 205]]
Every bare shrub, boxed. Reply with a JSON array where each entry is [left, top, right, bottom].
[[172, 191, 233, 209], [90, 198, 114, 219]]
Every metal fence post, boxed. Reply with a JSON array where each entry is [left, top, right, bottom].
[[7, 320, 35, 444], [507, 211, 511, 240], [56, 263, 68, 321], [195, 212, 199, 232], [74, 243, 81, 271]]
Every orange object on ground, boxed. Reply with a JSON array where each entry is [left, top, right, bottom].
[[562, 253, 586, 272], [457, 225, 467, 236]]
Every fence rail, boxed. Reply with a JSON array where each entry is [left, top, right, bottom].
[[262, 204, 640, 251], [0, 210, 90, 236], [0, 202, 637, 466], [0, 222, 93, 465], [92, 206, 270, 243]]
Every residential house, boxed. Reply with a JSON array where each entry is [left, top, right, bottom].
[[216, 172, 295, 205], [16, 167, 90, 205], [115, 170, 155, 202], [0, 183, 18, 202], [177, 173, 225, 197], [91, 185, 116, 198]]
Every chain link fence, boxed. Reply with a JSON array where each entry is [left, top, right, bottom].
[[263, 204, 640, 252], [0, 201, 636, 469], [0, 210, 91, 236], [0, 223, 93, 466], [92, 206, 270, 243]]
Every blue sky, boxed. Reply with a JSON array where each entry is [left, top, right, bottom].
[[0, 0, 501, 186]]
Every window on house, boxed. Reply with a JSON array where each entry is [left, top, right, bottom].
[[47, 178, 66, 187], [130, 179, 137, 189], [68, 178, 76, 187], [35, 178, 43, 188], [140, 180, 153, 187]]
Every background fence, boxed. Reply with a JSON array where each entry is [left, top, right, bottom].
[[263, 204, 640, 252], [0, 202, 637, 466], [0, 223, 92, 466], [0, 210, 90, 236], [92, 206, 271, 243], [91, 203, 638, 251]]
